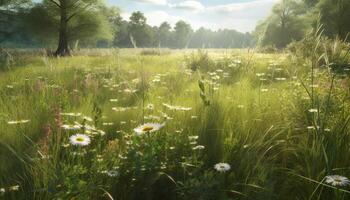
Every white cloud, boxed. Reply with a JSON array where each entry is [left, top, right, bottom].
[[121, 12, 131, 20], [145, 11, 184, 27], [170, 0, 205, 11], [118, 0, 278, 32], [207, 0, 278, 13], [130, 0, 167, 6], [121, 10, 184, 28]]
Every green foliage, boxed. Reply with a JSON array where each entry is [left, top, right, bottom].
[[0, 0, 32, 46], [174, 20, 193, 49], [26, 0, 112, 48], [1, 49, 350, 199], [128, 11, 154, 47], [158, 22, 172, 48], [256, 0, 350, 49], [318, 0, 350, 40], [254, 0, 307, 48], [287, 25, 350, 73], [186, 50, 214, 72]]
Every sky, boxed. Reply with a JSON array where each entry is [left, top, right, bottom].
[[107, 0, 279, 33]]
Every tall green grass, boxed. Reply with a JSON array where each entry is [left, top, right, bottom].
[[0, 48, 349, 199]]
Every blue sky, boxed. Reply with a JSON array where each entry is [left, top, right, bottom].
[[107, 0, 279, 32]]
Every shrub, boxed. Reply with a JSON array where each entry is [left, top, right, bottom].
[[185, 50, 214, 72]]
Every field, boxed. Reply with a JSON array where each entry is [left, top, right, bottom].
[[1, 48, 350, 199]]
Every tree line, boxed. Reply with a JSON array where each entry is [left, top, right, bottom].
[[254, 0, 350, 49], [1, 0, 254, 56], [4, 0, 348, 55]]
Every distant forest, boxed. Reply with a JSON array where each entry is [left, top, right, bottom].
[[1, 0, 350, 51], [1, 1, 254, 49]]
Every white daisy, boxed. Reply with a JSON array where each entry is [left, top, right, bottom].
[[192, 145, 205, 150], [61, 124, 81, 130], [325, 175, 350, 187], [7, 120, 30, 125], [134, 123, 164, 135], [146, 104, 154, 110], [69, 134, 91, 146], [188, 136, 199, 140], [60, 112, 82, 117], [8, 185, 19, 191], [214, 163, 231, 172], [308, 109, 318, 113], [107, 170, 119, 177]]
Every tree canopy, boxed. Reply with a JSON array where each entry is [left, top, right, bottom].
[[255, 0, 350, 48]]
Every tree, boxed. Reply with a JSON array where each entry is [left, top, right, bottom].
[[128, 11, 153, 47], [114, 20, 131, 47], [254, 0, 307, 48], [29, 0, 112, 56], [98, 6, 122, 47], [173, 20, 192, 49], [303, 0, 319, 7], [189, 27, 213, 48], [0, 0, 31, 45], [158, 22, 171, 47], [318, 0, 350, 40]]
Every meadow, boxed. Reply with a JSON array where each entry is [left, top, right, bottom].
[[0, 47, 350, 200]]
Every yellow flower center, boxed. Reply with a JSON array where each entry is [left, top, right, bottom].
[[76, 137, 85, 142], [142, 126, 154, 132], [334, 178, 341, 183]]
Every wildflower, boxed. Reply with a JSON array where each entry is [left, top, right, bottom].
[[275, 77, 287, 81], [192, 145, 205, 150], [60, 112, 82, 117], [61, 124, 81, 130], [146, 104, 154, 110], [9, 185, 19, 191], [109, 99, 118, 102], [134, 123, 164, 135], [7, 120, 30, 125], [144, 115, 161, 120], [0, 188, 5, 194], [233, 59, 241, 64], [82, 116, 93, 122], [307, 126, 320, 130], [62, 143, 70, 148], [107, 170, 119, 177], [214, 163, 231, 172], [325, 175, 350, 187], [261, 88, 268, 92], [308, 109, 318, 113], [112, 107, 131, 112], [102, 122, 114, 126], [161, 112, 173, 120], [188, 136, 199, 140], [163, 103, 192, 111], [69, 134, 91, 146]]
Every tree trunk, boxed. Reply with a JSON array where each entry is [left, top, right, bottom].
[[55, 0, 70, 57]]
